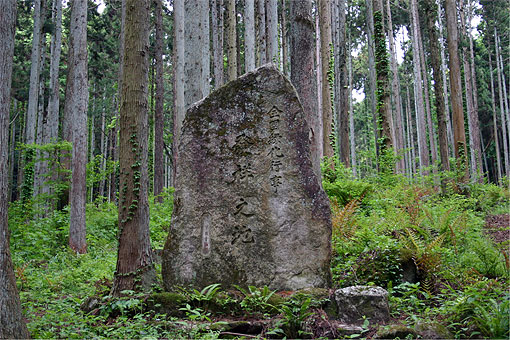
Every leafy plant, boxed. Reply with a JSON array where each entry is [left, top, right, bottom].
[[276, 297, 314, 338], [179, 304, 211, 322], [234, 285, 278, 315]]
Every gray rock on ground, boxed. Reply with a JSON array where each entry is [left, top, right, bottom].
[[334, 286, 390, 325], [162, 64, 332, 291]]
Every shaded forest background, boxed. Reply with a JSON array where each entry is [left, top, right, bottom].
[[1, 0, 509, 338]]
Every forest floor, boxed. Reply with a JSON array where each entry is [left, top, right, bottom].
[[9, 174, 510, 339], [484, 214, 510, 245]]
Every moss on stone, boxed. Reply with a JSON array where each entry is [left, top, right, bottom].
[[144, 292, 187, 316], [375, 324, 417, 339]]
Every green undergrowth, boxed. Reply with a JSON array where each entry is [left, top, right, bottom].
[[326, 163, 510, 339], [8, 162, 510, 338]]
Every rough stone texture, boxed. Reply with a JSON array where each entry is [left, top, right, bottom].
[[414, 321, 454, 339], [334, 286, 390, 325], [375, 324, 417, 339], [162, 64, 332, 291]]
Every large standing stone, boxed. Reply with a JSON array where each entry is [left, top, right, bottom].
[[162, 64, 332, 291]]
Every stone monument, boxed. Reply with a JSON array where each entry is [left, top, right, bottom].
[[162, 64, 331, 291]]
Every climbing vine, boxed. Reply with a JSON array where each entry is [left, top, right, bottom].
[[373, 10, 393, 173]]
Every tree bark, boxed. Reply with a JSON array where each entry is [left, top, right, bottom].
[[488, 49, 502, 182], [99, 94, 107, 199], [385, 0, 405, 173], [0, 1, 31, 337], [256, 0, 267, 66], [185, 0, 210, 105], [280, 0, 288, 75], [266, 0, 278, 63], [459, 0, 480, 180], [26, 0, 45, 146], [445, 0, 468, 181], [34, 41, 47, 196], [494, 28, 510, 179], [290, 0, 320, 177], [319, 0, 334, 160], [68, 0, 88, 254], [8, 100, 16, 202], [424, 0, 450, 179], [112, 0, 155, 296], [467, 1, 482, 181], [245, 0, 256, 72], [211, 0, 224, 87], [437, 1, 454, 154], [410, 2, 429, 175], [154, 0, 164, 202], [173, 0, 184, 186], [365, 0, 379, 168], [47, 0, 62, 144], [348, 26, 357, 177], [496, 32, 510, 154], [417, 29, 438, 173], [315, 14, 323, 161], [406, 85, 417, 176], [373, 0, 393, 165], [226, 0, 237, 81], [110, 0, 125, 203], [333, 0, 349, 165]]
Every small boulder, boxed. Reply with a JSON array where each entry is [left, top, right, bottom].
[[334, 286, 390, 325], [415, 321, 453, 339], [375, 324, 417, 339]]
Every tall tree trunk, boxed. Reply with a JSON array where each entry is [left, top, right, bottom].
[[459, 0, 480, 180], [489, 50, 502, 182], [173, 0, 184, 186], [266, 0, 278, 63], [290, 0, 320, 176], [417, 29, 438, 173], [437, 0, 454, 153], [496, 32, 510, 149], [154, 0, 164, 202], [185, 0, 210, 104], [23, 0, 46, 201], [348, 26, 357, 177], [385, 0, 405, 173], [365, 0, 379, 168], [245, 0, 256, 72], [424, 0, 450, 181], [315, 14, 323, 161], [409, 4, 430, 175], [211, 0, 224, 87], [26, 0, 45, 146], [445, 0, 468, 181], [109, 0, 125, 203], [406, 85, 417, 176], [280, 0, 288, 75], [8, 100, 17, 202], [88, 112, 95, 202], [333, 0, 349, 165], [256, 0, 267, 66], [467, 1, 482, 180], [373, 0, 393, 169], [68, 0, 88, 254], [495, 28, 510, 179], [319, 0, 334, 160], [0, 2, 30, 338], [99, 95, 106, 199], [34, 42, 47, 196], [112, 0, 155, 296], [44, 0, 62, 200], [47, 0, 62, 144], [226, 0, 237, 81]]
